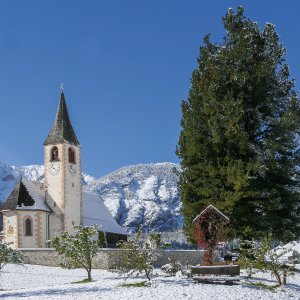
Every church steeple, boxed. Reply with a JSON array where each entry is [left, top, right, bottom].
[[44, 91, 80, 146], [44, 88, 82, 236]]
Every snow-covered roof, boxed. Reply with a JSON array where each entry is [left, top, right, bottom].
[[193, 204, 229, 223], [82, 191, 128, 235], [2, 179, 51, 212], [17, 180, 51, 212]]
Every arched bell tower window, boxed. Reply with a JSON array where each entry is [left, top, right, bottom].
[[24, 217, 32, 236], [68, 147, 76, 164], [51, 146, 59, 161]]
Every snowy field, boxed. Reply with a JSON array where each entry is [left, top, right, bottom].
[[0, 264, 299, 299]]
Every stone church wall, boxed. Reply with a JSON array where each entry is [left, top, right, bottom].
[[18, 249, 204, 269]]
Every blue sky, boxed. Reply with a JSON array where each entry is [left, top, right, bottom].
[[1, 1, 300, 177]]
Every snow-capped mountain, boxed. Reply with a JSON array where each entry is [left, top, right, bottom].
[[12, 165, 45, 182], [0, 163, 19, 208], [84, 163, 183, 233], [0, 162, 182, 233]]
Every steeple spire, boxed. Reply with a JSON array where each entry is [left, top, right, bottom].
[[44, 90, 80, 146]]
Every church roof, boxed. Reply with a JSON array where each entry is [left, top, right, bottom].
[[82, 191, 129, 236], [2, 179, 51, 212], [44, 91, 80, 146]]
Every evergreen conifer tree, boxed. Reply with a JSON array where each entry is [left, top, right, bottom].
[[176, 7, 300, 242]]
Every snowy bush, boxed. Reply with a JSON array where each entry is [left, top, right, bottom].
[[240, 235, 296, 285], [289, 250, 300, 264], [256, 235, 296, 285], [161, 260, 182, 276], [0, 242, 22, 270], [162, 242, 172, 249], [147, 233, 161, 249], [135, 230, 194, 250], [116, 227, 157, 281], [52, 226, 101, 281]]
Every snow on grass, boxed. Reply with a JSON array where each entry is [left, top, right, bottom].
[[0, 264, 299, 299]]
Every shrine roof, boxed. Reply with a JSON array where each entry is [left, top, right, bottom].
[[193, 204, 229, 223]]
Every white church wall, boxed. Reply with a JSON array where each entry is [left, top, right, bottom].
[[45, 143, 82, 238], [45, 144, 65, 237], [63, 144, 82, 234], [49, 213, 65, 240], [16, 211, 48, 248], [2, 210, 49, 249], [18, 211, 37, 248], [2, 213, 17, 248]]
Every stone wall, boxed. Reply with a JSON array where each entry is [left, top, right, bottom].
[[19, 248, 204, 269]]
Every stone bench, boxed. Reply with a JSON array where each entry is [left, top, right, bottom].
[[191, 265, 240, 285]]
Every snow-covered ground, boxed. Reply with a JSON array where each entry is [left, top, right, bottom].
[[0, 264, 299, 299]]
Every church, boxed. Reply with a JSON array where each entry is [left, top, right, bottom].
[[1, 90, 128, 248]]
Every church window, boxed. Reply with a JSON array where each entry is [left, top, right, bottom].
[[51, 147, 59, 161], [25, 218, 32, 236], [68, 147, 76, 163]]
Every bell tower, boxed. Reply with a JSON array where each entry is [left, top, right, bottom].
[[44, 89, 82, 237]]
